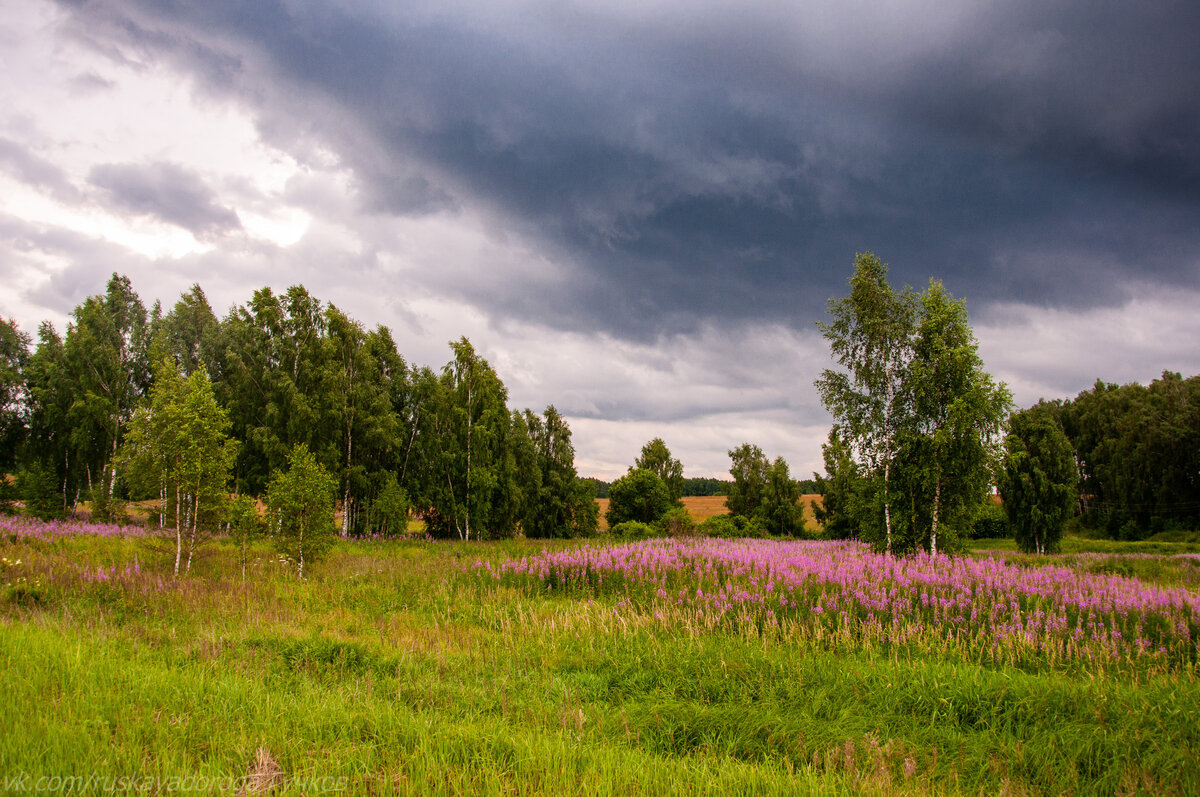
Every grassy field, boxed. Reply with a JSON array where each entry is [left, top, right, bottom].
[[1, 518, 1198, 795]]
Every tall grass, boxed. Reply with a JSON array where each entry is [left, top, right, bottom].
[[1, 520, 1197, 794]]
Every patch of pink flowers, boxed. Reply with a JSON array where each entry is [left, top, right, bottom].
[[0, 515, 148, 541], [473, 538, 1200, 669]]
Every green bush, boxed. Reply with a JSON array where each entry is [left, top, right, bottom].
[[970, 502, 1010, 539], [658, 507, 697, 537], [605, 469, 674, 527], [732, 514, 768, 538], [609, 521, 658, 540], [698, 514, 740, 538]]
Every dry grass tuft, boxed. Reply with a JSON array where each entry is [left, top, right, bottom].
[[239, 747, 283, 794]]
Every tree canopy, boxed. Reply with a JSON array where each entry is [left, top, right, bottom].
[[815, 254, 1009, 554]]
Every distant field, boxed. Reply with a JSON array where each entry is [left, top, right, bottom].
[[595, 495, 822, 529]]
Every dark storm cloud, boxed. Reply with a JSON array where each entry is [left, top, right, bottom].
[[51, 0, 1200, 338], [88, 161, 242, 239]]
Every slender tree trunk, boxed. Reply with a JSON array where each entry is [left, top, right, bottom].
[[931, 474, 941, 556], [174, 483, 183, 577], [882, 459, 893, 555], [882, 368, 896, 555], [465, 380, 473, 541], [400, 404, 420, 483], [109, 429, 119, 499], [185, 489, 198, 573]]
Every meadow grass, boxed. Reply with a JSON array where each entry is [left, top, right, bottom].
[[1, 525, 1197, 795]]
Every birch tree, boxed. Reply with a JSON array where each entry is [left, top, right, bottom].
[[815, 251, 915, 553], [62, 274, 150, 518], [422, 338, 512, 540], [121, 358, 237, 575], [905, 280, 1010, 554], [267, 443, 336, 579]]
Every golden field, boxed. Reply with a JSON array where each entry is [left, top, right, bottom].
[[595, 495, 822, 530]]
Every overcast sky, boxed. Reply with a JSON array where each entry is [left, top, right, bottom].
[[2, 0, 1198, 479]]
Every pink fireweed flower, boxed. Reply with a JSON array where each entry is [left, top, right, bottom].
[[469, 537, 1200, 669]]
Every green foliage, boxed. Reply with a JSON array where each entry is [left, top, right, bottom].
[[1000, 406, 1077, 554], [901, 280, 1011, 554], [657, 506, 697, 537], [266, 443, 337, 578], [161, 284, 221, 377], [0, 317, 30, 471], [726, 445, 806, 537], [635, 438, 684, 503], [419, 338, 518, 540], [759, 457, 807, 537], [64, 274, 152, 508], [370, 474, 411, 538], [816, 256, 1009, 555], [681, 477, 731, 496], [970, 502, 1010, 539], [15, 461, 64, 520], [816, 252, 916, 553], [725, 443, 767, 518], [227, 494, 264, 581], [813, 428, 873, 540], [120, 358, 238, 574], [519, 406, 598, 539], [697, 514, 739, 538], [584, 477, 609, 498], [1061, 372, 1200, 537], [606, 469, 673, 527], [608, 520, 659, 540]]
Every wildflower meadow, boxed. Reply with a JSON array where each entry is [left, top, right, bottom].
[[2, 517, 1199, 794]]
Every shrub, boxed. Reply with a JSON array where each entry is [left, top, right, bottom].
[[970, 502, 1010, 539], [698, 514, 740, 538], [732, 514, 768, 538], [658, 507, 697, 537], [609, 521, 658, 540], [605, 469, 674, 527]]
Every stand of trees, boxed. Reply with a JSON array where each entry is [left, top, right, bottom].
[[0, 274, 598, 549], [724, 443, 807, 537], [815, 253, 1011, 555], [1047, 373, 1200, 538]]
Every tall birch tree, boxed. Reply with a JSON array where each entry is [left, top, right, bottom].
[[816, 253, 915, 554], [905, 280, 1010, 554]]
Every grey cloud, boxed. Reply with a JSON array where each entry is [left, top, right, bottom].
[[0, 137, 81, 201], [88, 161, 242, 239], [48, 0, 1200, 341], [67, 71, 115, 94]]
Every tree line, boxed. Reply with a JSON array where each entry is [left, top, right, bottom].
[[1003, 373, 1200, 547], [813, 252, 1199, 556], [2, 259, 1190, 559], [600, 438, 812, 539], [0, 275, 598, 547]]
